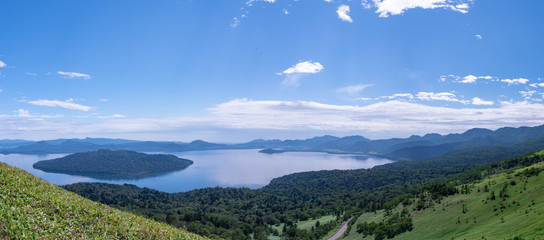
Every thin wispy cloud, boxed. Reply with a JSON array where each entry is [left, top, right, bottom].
[[416, 92, 462, 102], [336, 84, 373, 95], [15, 109, 63, 118], [442, 74, 530, 86], [28, 98, 92, 111], [58, 71, 91, 80], [0, 60, 6, 68]]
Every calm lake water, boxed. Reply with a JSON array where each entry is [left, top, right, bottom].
[[0, 149, 392, 193]]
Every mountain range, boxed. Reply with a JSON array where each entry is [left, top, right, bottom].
[[2, 124, 544, 161]]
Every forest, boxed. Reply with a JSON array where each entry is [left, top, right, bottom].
[[33, 149, 193, 178], [64, 136, 544, 239]]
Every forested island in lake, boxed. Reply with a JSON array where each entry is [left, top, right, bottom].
[[33, 149, 193, 178], [258, 148, 286, 154]]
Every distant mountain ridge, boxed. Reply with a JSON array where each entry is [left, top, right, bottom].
[[3, 125, 544, 161]]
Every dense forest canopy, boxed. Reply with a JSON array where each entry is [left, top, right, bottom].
[[33, 149, 193, 178]]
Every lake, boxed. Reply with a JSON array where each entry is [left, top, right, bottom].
[[0, 149, 392, 193]]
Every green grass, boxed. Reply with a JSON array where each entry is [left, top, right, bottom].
[[345, 161, 544, 240], [297, 215, 336, 231], [0, 162, 208, 239], [342, 210, 385, 240]]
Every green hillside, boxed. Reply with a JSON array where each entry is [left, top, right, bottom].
[[0, 162, 206, 239], [345, 150, 544, 240]]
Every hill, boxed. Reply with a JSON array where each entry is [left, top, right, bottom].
[[33, 149, 193, 178], [0, 161, 206, 239], [4, 125, 544, 159], [63, 137, 544, 239], [344, 150, 544, 239]]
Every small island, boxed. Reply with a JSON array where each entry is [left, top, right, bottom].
[[258, 148, 286, 154], [33, 149, 193, 178]]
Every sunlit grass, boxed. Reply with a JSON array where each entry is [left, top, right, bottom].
[[0, 162, 208, 239]]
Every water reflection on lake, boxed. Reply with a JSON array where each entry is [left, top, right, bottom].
[[0, 149, 392, 193]]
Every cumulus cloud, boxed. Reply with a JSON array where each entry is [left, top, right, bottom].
[[58, 71, 91, 79], [373, 0, 472, 17], [460, 75, 478, 83], [337, 5, 353, 22], [28, 98, 92, 111], [278, 61, 324, 86], [501, 78, 529, 85], [0, 60, 6, 68], [279, 61, 324, 75], [475, 34, 482, 40], [472, 97, 494, 105]]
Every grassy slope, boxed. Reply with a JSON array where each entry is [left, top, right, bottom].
[[346, 153, 544, 240], [0, 162, 207, 239]]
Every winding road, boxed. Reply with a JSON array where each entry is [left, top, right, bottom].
[[327, 217, 353, 240]]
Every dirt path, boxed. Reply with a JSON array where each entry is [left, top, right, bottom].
[[327, 217, 352, 240]]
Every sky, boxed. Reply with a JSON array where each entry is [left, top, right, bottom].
[[1, 0, 544, 142]]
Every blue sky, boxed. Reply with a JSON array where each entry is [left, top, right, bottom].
[[1, 0, 544, 142]]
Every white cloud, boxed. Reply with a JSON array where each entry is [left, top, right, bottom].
[[472, 97, 494, 105], [230, 17, 240, 28], [520, 90, 537, 100], [361, 0, 373, 8], [206, 99, 544, 136], [25, 72, 37, 76], [324, 0, 333, 2], [4, 99, 544, 141], [283, 9, 290, 15], [501, 78, 529, 85], [446, 75, 531, 86], [475, 34, 482, 40], [529, 83, 544, 88], [336, 84, 373, 95], [279, 61, 324, 75], [375, 93, 415, 100], [99, 99, 109, 102], [416, 92, 460, 102], [15, 109, 63, 118], [0, 60, 6, 68], [28, 98, 92, 111], [373, 0, 472, 17], [278, 61, 324, 86], [246, 0, 276, 6], [97, 114, 126, 119], [17, 109, 31, 118], [337, 5, 353, 22], [58, 71, 91, 79], [460, 75, 478, 83]]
